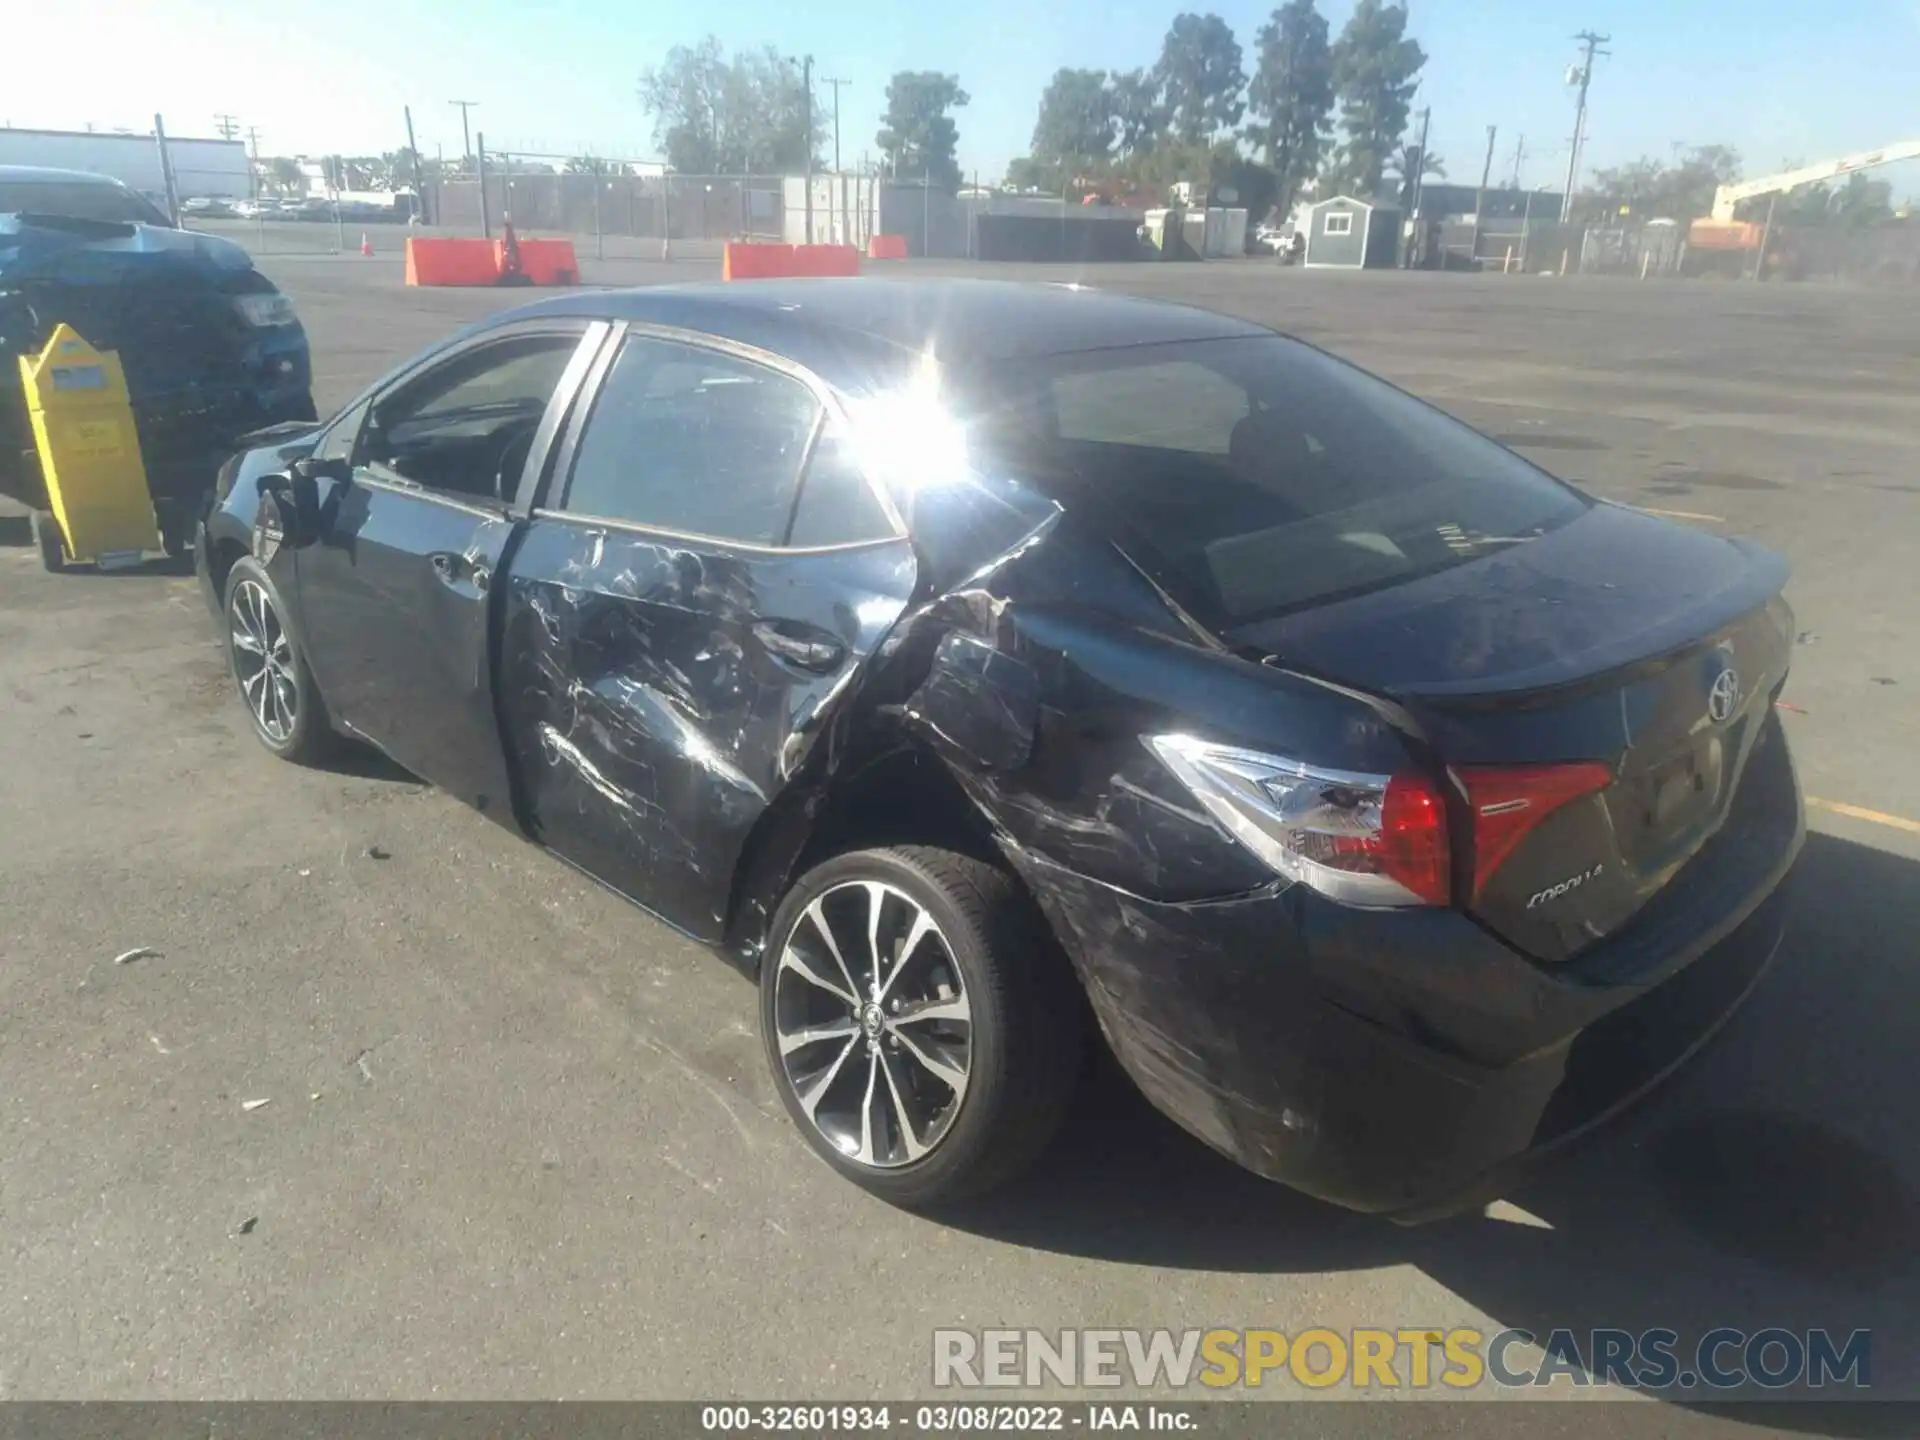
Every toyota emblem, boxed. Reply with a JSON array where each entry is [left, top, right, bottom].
[[1708, 666, 1742, 724]]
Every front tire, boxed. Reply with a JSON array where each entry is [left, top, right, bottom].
[[31, 509, 68, 573], [223, 556, 335, 764], [760, 846, 1084, 1208]]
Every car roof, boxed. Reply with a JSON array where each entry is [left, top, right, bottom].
[[499, 278, 1270, 385], [0, 165, 125, 186]]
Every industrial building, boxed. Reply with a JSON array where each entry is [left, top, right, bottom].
[[0, 126, 250, 205]]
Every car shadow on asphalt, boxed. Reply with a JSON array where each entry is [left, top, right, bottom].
[[321, 738, 427, 787], [943, 831, 1920, 1420]]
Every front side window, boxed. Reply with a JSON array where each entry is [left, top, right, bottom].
[[964, 336, 1588, 623], [312, 398, 370, 464], [364, 334, 579, 501], [561, 337, 821, 545], [1323, 211, 1354, 236]]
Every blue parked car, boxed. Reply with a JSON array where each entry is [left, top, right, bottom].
[[0, 165, 314, 564]]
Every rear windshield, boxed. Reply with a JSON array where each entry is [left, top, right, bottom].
[[961, 336, 1588, 623], [0, 179, 170, 227]]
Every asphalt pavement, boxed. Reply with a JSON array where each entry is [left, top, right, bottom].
[[2, 256, 1916, 1409]]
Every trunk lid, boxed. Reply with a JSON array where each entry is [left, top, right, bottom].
[[1226, 503, 1795, 961]]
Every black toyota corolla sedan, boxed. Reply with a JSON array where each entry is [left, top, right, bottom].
[[197, 279, 1802, 1218]]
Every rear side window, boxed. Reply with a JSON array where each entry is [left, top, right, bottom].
[[788, 423, 895, 548], [562, 337, 820, 545], [1051, 360, 1248, 455], [968, 336, 1588, 623]]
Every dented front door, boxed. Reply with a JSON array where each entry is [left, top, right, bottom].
[[295, 322, 605, 821]]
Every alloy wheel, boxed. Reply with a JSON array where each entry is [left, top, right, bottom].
[[772, 880, 973, 1169], [229, 578, 298, 745]]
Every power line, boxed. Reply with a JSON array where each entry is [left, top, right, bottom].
[[1509, 132, 1526, 189], [1560, 30, 1611, 222], [213, 113, 240, 142]]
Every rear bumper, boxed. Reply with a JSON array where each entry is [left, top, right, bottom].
[[1015, 746, 1803, 1220]]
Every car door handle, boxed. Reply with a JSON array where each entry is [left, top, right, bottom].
[[752, 618, 846, 673], [429, 551, 489, 593]]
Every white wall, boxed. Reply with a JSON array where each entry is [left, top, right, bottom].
[[0, 128, 250, 200]]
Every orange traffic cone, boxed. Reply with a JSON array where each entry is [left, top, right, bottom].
[[359, 232, 373, 257]]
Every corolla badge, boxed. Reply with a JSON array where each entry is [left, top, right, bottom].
[[1707, 665, 1742, 724]]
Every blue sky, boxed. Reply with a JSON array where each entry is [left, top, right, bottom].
[[9, 0, 1918, 193]]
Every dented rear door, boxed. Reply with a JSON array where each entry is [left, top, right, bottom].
[[495, 330, 914, 942]]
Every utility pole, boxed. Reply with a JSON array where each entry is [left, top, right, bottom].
[[800, 55, 815, 244], [213, 113, 240, 141], [476, 132, 491, 238], [1508, 133, 1526, 189], [245, 126, 262, 199], [1405, 106, 1432, 268], [1472, 124, 1497, 261], [821, 77, 849, 173], [152, 114, 180, 223], [404, 105, 428, 225], [449, 99, 479, 166], [1560, 31, 1610, 222]]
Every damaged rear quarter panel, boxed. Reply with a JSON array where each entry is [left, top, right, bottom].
[[895, 514, 1420, 904]]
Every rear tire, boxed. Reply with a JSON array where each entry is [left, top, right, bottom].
[[31, 509, 68, 573], [760, 845, 1084, 1208], [223, 556, 336, 765]]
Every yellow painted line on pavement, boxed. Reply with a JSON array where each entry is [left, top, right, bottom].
[[1807, 797, 1920, 837], [1631, 505, 1727, 523]]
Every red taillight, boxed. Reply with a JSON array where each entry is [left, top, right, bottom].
[[1303, 772, 1451, 905], [1379, 773, 1453, 905], [1456, 762, 1613, 901]]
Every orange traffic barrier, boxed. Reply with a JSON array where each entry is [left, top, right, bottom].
[[723, 242, 795, 281], [867, 234, 909, 260], [789, 244, 861, 277], [492, 236, 579, 286], [405, 236, 502, 287], [723, 242, 861, 281], [518, 237, 579, 285]]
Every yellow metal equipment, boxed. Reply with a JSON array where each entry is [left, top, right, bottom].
[[18, 323, 161, 571]]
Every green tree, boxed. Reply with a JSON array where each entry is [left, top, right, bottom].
[[876, 72, 971, 190], [1154, 14, 1246, 146], [1247, 0, 1335, 220], [1109, 68, 1166, 161], [1326, 0, 1424, 198], [1834, 172, 1895, 226], [267, 157, 304, 195], [1029, 68, 1117, 178], [1005, 155, 1061, 192], [566, 156, 615, 176], [1588, 145, 1740, 222], [638, 37, 821, 173]]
